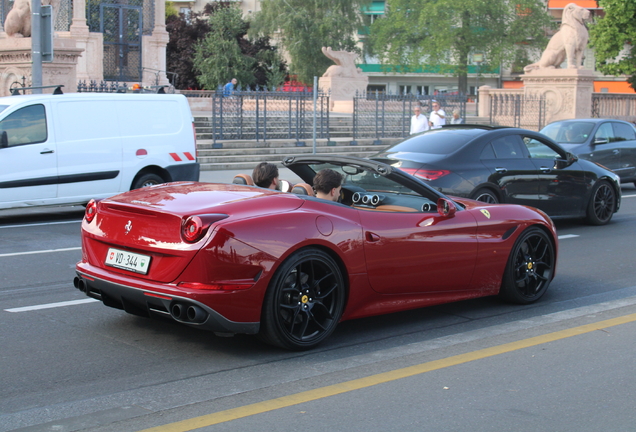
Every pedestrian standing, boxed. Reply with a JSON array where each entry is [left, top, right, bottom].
[[429, 100, 446, 129]]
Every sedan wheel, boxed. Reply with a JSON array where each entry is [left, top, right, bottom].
[[260, 248, 345, 350], [586, 180, 615, 225], [499, 227, 555, 304], [471, 188, 499, 204]]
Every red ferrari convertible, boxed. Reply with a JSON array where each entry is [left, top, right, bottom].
[[74, 155, 557, 350]]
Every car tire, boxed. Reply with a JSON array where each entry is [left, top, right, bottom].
[[471, 188, 499, 204], [259, 248, 346, 350], [499, 227, 555, 305], [132, 173, 164, 190], [585, 180, 616, 226]]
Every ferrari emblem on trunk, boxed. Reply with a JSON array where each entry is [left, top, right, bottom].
[[125, 220, 132, 234], [480, 209, 491, 219]]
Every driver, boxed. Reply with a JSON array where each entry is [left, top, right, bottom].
[[252, 162, 279, 189], [313, 169, 343, 202]]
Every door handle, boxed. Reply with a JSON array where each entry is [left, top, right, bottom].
[[540, 166, 551, 173], [494, 167, 507, 173], [613, 149, 620, 154], [40, 149, 54, 154], [365, 232, 381, 242]]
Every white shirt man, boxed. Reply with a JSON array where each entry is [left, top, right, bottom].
[[429, 101, 446, 129], [410, 106, 429, 135]]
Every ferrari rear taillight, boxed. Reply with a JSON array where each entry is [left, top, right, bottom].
[[181, 214, 229, 243], [400, 167, 450, 181], [85, 199, 97, 223], [182, 216, 204, 242]]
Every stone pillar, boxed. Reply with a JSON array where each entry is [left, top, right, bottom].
[[522, 69, 595, 124], [0, 38, 83, 96], [142, 0, 169, 86], [478, 85, 492, 118]]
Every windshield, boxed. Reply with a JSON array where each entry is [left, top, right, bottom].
[[541, 121, 594, 144], [308, 162, 419, 196]]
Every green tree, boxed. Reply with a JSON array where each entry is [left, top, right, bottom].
[[368, 0, 554, 94], [249, 0, 366, 84], [191, 4, 286, 90], [589, 0, 636, 91], [165, 1, 178, 20]]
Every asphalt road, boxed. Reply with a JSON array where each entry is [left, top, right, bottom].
[[1, 182, 636, 431]]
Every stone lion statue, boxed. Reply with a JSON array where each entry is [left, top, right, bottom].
[[524, 3, 591, 72], [4, 0, 32, 37], [321, 47, 364, 78], [4, 0, 60, 38]]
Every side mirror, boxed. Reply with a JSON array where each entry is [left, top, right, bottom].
[[437, 197, 456, 217], [554, 152, 577, 169], [593, 137, 608, 145], [278, 179, 293, 193], [0, 131, 7, 149]]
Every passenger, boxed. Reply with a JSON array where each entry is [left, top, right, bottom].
[[252, 162, 279, 189], [313, 168, 343, 202]]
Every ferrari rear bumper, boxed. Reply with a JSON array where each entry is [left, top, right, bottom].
[[74, 272, 260, 335]]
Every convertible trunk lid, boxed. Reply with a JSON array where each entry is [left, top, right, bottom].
[[80, 182, 303, 282]]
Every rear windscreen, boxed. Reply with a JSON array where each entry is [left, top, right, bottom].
[[386, 128, 485, 154]]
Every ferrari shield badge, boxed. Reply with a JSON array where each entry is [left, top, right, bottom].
[[480, 209, 491, 219]]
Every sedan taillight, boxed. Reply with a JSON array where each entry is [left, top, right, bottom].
[[399, 168, 451, 181]]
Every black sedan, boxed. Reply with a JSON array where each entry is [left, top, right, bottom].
[[540, 118, 636, 185], [372, 125, 621, 225]]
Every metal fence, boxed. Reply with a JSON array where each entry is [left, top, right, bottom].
[[489, 94, 546, 131], [201, 89, 331, 144], [352, 93, 468, 140], [592, 93, 636, 122]]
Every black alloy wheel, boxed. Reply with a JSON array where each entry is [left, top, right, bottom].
[[471, 188, 499, 204], [499, 227, 555, 304], [586, 180, 615, 225], [260, 248, 346, 350]]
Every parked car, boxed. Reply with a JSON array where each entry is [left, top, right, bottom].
[[74, 155, 557, 350], [0, 93, 199, 210], [540, 118, 636, 185], [372, 125, 621, 225]]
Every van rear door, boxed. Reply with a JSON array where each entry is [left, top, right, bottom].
[[0, 103, 56, 208], [54, 99, 123, 201]]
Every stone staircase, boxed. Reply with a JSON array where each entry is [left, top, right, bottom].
[[194, 114, 491, 171]]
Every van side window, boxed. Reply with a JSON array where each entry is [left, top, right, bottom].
[[0, 105, 47, 147]]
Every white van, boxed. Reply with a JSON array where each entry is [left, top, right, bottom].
[[0, 92, 199, 210]]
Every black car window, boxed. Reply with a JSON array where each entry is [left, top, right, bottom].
[[491, 136, 524, 159], [480, 142, 496, 160], [522, 136, 560, 159], [612, 122, 636, 141], [0, 104, 47, 148], [594, 123, 614, 143]]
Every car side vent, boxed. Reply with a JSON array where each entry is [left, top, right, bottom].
[[502, 226, 518, 240]]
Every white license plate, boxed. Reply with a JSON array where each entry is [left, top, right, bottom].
[[105, 248, 151, 274]]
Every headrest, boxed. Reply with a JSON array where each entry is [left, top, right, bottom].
[[232, 174, 254, 186], [292, 183, 315, 196]]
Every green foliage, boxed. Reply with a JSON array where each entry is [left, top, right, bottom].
[[165, 2, 179, 20], [589, 0, 636, 91], [166, 4, 286, 90], [368, 0, 553, 93], [249, 0, 366, 84]]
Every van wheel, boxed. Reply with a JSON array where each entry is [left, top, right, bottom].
[[132, 173, 164, 190]]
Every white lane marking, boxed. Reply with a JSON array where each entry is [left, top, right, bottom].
[[5, 298, 98, 313], [0, 247, 82, 258], [0, 220, 81, 229], [622, 194, 636, 198], [558, 234, 580, 239]]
